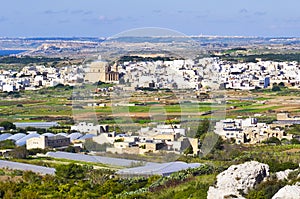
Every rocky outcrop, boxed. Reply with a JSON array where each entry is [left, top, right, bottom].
[[207, 161, 269, 199], [272, 183, 300, 199], [275, 169, 294, 181]]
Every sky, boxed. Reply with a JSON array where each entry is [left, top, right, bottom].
[[0, 0, 299, 37]]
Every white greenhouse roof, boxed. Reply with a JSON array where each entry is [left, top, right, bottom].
[[0, 160, 55, 175], [67, 133, 82, 140], [116, 161, 202, 176], [15, 133, 40, 146], [6, 133, 26, 141], [46, 151, 147, 167], [78, 134, 95, 140], [41, 133, 55, 137], [0, 133, 12, 141]]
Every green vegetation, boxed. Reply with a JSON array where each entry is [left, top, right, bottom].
[[9, 146, 28, 159], [1, 141, 299, 198], [262, 137, 282, 145], [0, 55, 67, 65], [195, 118, 210, 138], [246, 179, 286, 199], [286, 124, 300, 135], [0, 121, 16, 130], [0, 140, 15, 149], [215, 53, 300, 63], [55, 163, 88, 181], [117, 55, 174, 63], [0, 163, 216, 199]]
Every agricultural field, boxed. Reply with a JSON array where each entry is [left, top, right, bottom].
[[2, 84, 300, 126]]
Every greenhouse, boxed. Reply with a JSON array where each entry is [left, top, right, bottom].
[[116, 161, 202, 177]]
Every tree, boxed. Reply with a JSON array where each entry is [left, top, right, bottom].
[[0, 121, 16, 130], [278, 82, 285, 87], [0, 140, 15, 149], [272, 85, 281, 92], [290, 138, 300, 144], [183, 145, 193, 155], [195, 119, 210, 138], [25, 126, 46, 134], [214, 136, 225, 151], [263, 137, 281, 145], [10, 146, 28, 159]]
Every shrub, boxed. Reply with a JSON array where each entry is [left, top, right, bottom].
[[0, 121, 16, 130], [271, 85, 281, 92], [263, 137, 281, 145]]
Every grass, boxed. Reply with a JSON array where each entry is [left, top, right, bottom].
[[8, 156, 122, 170], [233, 106, 282, 113], [148, 174, 216, 199]]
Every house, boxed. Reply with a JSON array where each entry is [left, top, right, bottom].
[[70, 122, 109, 135], [92, 132, 117, 144], [215, 118, 291, 144], [275, 113, 300, 125]]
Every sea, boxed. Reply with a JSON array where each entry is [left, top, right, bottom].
[[0, 50, 27, 56]]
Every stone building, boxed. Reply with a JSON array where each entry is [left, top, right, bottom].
[[84, 61, 119, 83], [215, 118, 291, 144], [26, 135, 70, 150]]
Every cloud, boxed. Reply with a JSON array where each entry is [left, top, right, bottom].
[[82, 15, 123, 24], [0, 16, 7, 23], [57, 19, 70, 24], [153, 9, 161, 13], [254, 11, 266, 16], [196, 13, 209, 19], [98, 15, 106, 21], [70, 10, 92, 15], [44, 9, 68, 15], [240, 9, 248, 13], [239, 9, 266, 18], [284, 17, 300, 23]]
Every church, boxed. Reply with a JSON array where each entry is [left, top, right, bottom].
[[84, 60, 119, 83]]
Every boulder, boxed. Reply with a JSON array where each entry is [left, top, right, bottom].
[[275, 169, 294, 181], [207, 161, 269, 199], [272, 184, 300, 199]]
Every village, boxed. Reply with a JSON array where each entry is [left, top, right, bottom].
[[0, 56, 300, 92]]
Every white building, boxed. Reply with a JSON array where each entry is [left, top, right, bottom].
[[71, 122, 109, 135], [215, 118, 290, 144]]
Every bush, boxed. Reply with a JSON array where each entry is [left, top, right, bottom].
[[0, 170, 5, 176], [271, 85, 281, 92], [10, 146, 28, 159], [246, 179, 285, 199], [266, 160, 299, 173], [263, 137, 281, 145], [0, 140, 15, 149], [290, 138, 300, 144], [55, 163, 89, 182], [0, 121, 16, 130], [27, 148, 48, 155]]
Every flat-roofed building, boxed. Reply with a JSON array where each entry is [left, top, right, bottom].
[[71, 122, 109, 135], [26, 135, 70, 150]]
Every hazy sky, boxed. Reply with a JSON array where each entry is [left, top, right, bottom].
[[0, 0, 299, 37]]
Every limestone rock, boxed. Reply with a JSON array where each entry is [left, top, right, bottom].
[[207, 161, 269, 199], [272, 184, 300, 199], [275, 169, 294, 181]]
